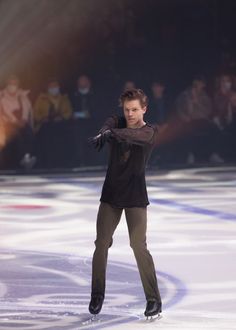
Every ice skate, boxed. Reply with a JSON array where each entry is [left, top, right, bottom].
[[144, 300, 162, 321], [89, 294, 104, 315], [82, 314, 102, 325], [82, 295, 104, 325]]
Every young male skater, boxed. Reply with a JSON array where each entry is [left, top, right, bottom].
[[88, 88, 162, 318]]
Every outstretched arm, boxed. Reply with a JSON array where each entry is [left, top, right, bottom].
[[110, 124, 156, 146], [89, 116, 157, 150], [88, 115, 120, 151], [98, 115, 120, 133]]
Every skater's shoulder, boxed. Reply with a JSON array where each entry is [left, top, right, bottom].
[[105, 114, 126, 128], [143, 121, 159, 133]]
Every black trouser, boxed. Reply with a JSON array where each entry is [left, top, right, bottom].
[[91, 202, 162, 302]]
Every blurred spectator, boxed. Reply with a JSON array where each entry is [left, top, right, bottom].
[[210, 85, 236, 162], [123, 80, 136, 91], [0, 75, 35, 169], [147, 81, 170, 166], [175, 75, 212, 164], [70, 75, 98, 166], [147, 81, 169, 125], [70, 75, 94, 119], [34, 79, 72, 129], [227, 90, 236, 160], [212, 74, 233, 129], [208, 74, 234, 163], [176, 76, 211, 122], [34, 78, 73, 168]]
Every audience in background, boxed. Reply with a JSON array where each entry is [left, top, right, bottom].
[[34, 78, 72, 130], [123, 80, 136, 91], [0, 71, 236, 171], [147, 81, 171, 166], [207, 74, 234, 163], [148, 81, 169, 125], [70, 75, 98, 166], [34, 78, 72, 168], [70, 75, 94, 119], [0, 75, 35, 169], [227, 90, 236, 160], [213, 74, 233, 129], [208, 74, 236, 163], [175, 75, 213, 164]]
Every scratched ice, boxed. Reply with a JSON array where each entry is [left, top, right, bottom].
[[0, 166, 236, 329]]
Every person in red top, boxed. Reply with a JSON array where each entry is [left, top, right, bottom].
[[88, 89, 162, 319]]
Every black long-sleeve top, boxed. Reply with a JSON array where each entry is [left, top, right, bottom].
[[99, 115, 158, 208]]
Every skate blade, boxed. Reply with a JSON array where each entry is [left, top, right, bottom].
[[145, 313, 162, 322], [82, 314, 101, 325]]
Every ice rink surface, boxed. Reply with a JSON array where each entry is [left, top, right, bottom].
[[0, 166, 236, 330]]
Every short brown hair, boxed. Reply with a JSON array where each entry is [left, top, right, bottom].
[[119, 88, 148, 108]]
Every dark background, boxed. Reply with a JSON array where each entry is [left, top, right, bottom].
[[0, 0, 235, 96], [0, 0, 235, 170]]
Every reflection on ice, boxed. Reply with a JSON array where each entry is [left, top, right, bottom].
[[0, 167, 236, 329]]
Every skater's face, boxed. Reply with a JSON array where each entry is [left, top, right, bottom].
[[123, 99, 146, 128]]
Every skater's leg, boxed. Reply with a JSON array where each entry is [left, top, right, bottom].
[[91, 202, 122, 296], [125, 207, 162, 304]]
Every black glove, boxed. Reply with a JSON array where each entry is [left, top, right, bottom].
[[88, 129, 112, 151]]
